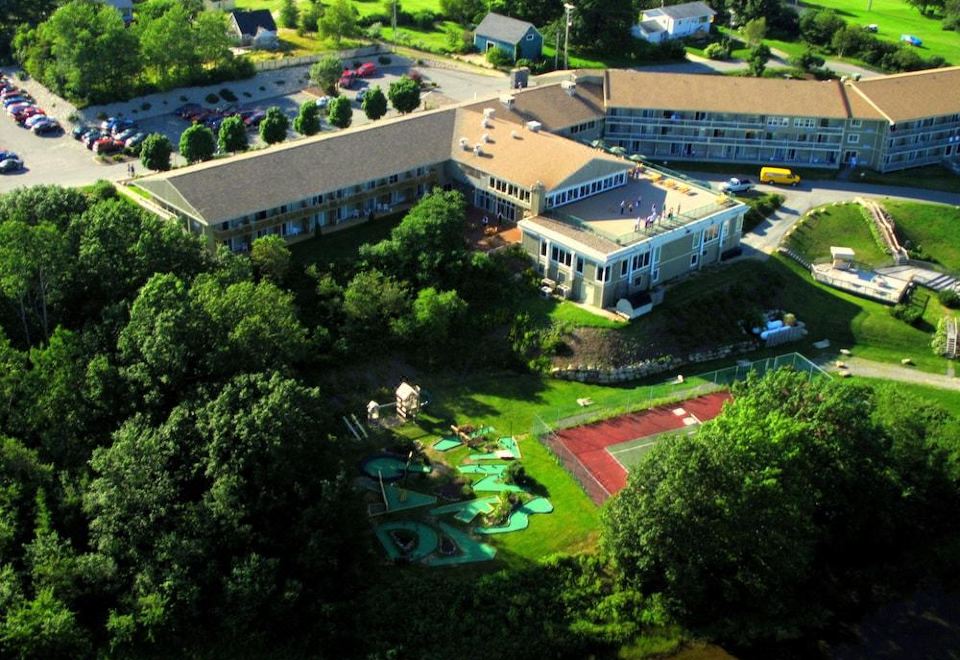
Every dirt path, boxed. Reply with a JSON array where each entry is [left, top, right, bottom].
[[826, 356, 960, 390]]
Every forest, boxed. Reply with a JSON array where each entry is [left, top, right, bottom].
[[0, 183, 958, 658]]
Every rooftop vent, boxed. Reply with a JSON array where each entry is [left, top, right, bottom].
[[481, 117, 491, 129], [526, 120, 542, 133], [458, 137, 470, 150], [481, 133, 491, 143], [473, 145, 483, 156], [561, 80, 576, 96], [483, 107, 496, 119], [500, 94, 515, 110], [511, 130, 520, 139]]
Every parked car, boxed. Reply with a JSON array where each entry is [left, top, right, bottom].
[[339, 71, 357, 89], [114, 128, 137, 142], [866, 23, 879, 33], [7, 102, 36, 116], [900, 34, 922, 46], [243, 110, 266, 127], [720, 177, 754, 193], [0, 150, 18, 162], [175, 103, 202, 119], [32, 118, 62, 135], [356, 89, 367, 104], [24, 113, 50, 129], [357, 62, 377, 77], [0, 157, 23, 173], [315, 96, 331, 109], [14, 107, 44, 123], [125, 132, 146, 149], [92, 136, 122, 153], [83, 130, 106, 149], [0, 88, 23, 99], [110, 119, 136, 135], [2, 97, 31, 109], [72, 124, 92, 140]]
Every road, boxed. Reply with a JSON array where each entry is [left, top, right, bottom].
[[822, 356, 960, 390]]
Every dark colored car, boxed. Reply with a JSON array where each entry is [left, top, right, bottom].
[[0, 157, 23, 173], [32, 119, 62, 135], [175, 103, 202, 119], [243, 111, 266, 127], [14, 106, 44, 123], [2, 97, 31, 108], [24, 114, 50, 129], [0, 150, 18, 162], [73, 124, 94, 140], [83, 130, 106, 149]]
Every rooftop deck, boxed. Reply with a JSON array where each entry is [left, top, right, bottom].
[[544, 169, 740, 248]]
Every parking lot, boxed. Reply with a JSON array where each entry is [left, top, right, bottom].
[[0, 58, 508, 194]]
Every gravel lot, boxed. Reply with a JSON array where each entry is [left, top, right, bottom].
[[0, 59, 508, 194]]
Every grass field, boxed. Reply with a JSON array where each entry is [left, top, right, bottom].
[[886, 201, 960, 272], [786, 202, 891, 269], [853, 376, 960, 417], [803, 0, 958, 65]]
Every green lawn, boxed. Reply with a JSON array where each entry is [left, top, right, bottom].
[[803, 0, 958, 64], [786, 202, 891, 269], [289, 213, 404, 266], [852, 376, 960, 417], [854, 165, 960, 195], [885, 200, 960, 272]]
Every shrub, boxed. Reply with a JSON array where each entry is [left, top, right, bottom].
[[486, 47, 512, 68], [365, 22, 383, 39], [205, 93, 220, 104], [939, 289, 960, 309], [704, 41, 731, 60], [890, 303, 922, 326], [411, 9, 436, 28], [219, 88, 237, 102]]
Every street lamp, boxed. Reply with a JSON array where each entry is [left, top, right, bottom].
[[563, 3, 575, 71]]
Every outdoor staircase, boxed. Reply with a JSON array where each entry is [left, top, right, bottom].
[[857, 198, 909, 264], [923, 273, 960, 292], [947, 318, 958, 359]]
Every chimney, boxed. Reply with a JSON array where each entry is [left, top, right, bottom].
[[561, 80, 577, 97], [481, 133, 491, 143], [526, 120, 542, 132]]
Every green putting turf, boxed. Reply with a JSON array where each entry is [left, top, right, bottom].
[[424, 522, 497, 565], [467, 425, 495, 438], [433, 437, 462, 452], [475, 497, 554, 535], [468, 437, 520, 461], [457, 464, 508, 475], [472, 475, 524, 493], [383, 485, 437, 512], [361, 455, 432, 480], [375, 521, 439, 561], [430, 496, 500, 523]]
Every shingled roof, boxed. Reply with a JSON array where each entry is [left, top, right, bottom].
[[230, 9, 277, 37], [474, 12, 536, 44], [655, 1, 716, 20]]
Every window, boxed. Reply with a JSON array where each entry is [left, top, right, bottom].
[[631, 252, 650, 271], [620, 260, 628, 278], [526, 33, 535, 40], [767, 116, 789, 127], [704, 224, 720, 242], [596, 265, 611, 282], [551, 245, 573, 268], [690, 253, 698, 267], [651, 268, 660, 283], [576, 257, 583, 274], [850, 119, 863, 128], [794, 118, 816, 128], [540, 240, 547, 256], [847, 134, 860, 144]]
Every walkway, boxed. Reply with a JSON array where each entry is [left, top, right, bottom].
[[825, 357, 960, 391]]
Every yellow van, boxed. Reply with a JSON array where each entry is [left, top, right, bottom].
[[759, 167, 801, 186]]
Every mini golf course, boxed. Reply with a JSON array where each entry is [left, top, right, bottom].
[[366, 427, 552, 566]]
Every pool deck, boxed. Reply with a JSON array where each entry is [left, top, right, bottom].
[[812, 263, 910, 304]]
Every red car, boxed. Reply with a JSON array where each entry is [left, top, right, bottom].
[[357, 62, 377, 77], [92, 137, 123, 154], [14, 107, 44, 124], [339, 70, 358, 89]]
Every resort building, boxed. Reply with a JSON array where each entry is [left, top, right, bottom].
[[631, 1, 716, 43]]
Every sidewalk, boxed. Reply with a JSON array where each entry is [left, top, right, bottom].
[[824, 356, 960, 390]]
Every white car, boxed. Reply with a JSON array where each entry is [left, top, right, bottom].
[[720, 177, 754, 193], [316, 95, 331, 109]]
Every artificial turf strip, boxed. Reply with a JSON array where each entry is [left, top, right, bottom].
[[433, 437, 463, 452], [429, 496, 500, 523], [475, 498, 554, 535]]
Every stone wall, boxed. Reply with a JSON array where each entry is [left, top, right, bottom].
[[550, 340, 758, 383]]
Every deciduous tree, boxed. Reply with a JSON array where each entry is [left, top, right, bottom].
[[388, 76, 420, 114], [327, 95, 353, 128], [218, 115, 248, 153], [310, 55, 343, 94], [179, 124, 216, 163], [259, 106, 289, 145], [362, 85, 387, 121], [293, 100, 321, 136], [318, 0, 359, 46], [139, 133, 173, 171]]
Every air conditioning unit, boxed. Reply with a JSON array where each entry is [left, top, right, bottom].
[[526, 120, 542, 132], [483, 107, 496, 119], [511, 130, 520, 139], [500, 94, 515, 110], [481, 133, 490, 143], [473, 145, 483, 156], [561, 80, 576, 96], [481, 117, 491, 129], [556, 283, 572, 299]]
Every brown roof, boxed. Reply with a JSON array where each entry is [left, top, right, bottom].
[[449, 109, 628, 190], [520, 215, 620, 255], [849, 66, 960, 123], [604, 70, 858, 119], [137, 108, 458, 224], [463, 82, 605, 132]]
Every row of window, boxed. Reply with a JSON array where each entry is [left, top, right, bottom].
[[544, 172, 627, 210], [568, 120, 597, 135], [488, 176, 531, 202]]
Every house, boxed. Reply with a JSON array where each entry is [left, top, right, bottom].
[[474, 13, 543, 61], [98, 0, 133, 24], [228, 9, 279, 48], [631, 1, 715, 43], [205, 0, 236, 11]]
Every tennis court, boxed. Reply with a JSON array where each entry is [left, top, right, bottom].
[[550, 391, 730, 498]]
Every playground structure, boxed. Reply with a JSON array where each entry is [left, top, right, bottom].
[[363, 381, 426, 435]]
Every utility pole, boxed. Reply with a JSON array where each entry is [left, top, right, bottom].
[[555, 28, 560, 70], [392, 0, 398, 40], [563, 3, 575, 71]]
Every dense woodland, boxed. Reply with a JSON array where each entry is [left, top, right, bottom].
[[0, 183, 958, 658]]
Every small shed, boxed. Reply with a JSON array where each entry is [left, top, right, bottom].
[[831, 246, 855, 270], [474, 13, 542, 62], [395, 382, 422, 420], [228, 9, 278, 48]]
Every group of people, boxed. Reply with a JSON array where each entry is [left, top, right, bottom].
[[632, 203, 680, 233], [481, 212, 504, 232]]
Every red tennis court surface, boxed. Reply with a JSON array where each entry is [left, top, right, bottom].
[[553, 391, 731, 499]]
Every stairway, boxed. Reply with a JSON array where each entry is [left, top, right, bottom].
[[923, 273, 959, 292], [947, 318, 958, 359]]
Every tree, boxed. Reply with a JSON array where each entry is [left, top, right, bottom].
[[567, 0, 635, 56], [0, 0, 58, 60], [310, 55, 343, 94], [741, 16, 766, 46], [293, 100, 321, 136], [798, 8, 846, 47], [792, 49, 825, 72], [139, 133, 173, 171], [401, 287, 466, 347], [905, 0, 946, 15], [327, 96, 353, 129], [318, 0, 359, 46], [343, 269, 409, 346], [218, 115, 248, 153], [362, 85, 387, 121], [438, 0, 485, 24], [388, 76, 421, 114], [299, 2, 323, 32], [830, 25, 870, 58], [179, 124, 216, 163], [280, 0, 299, 28], [748, 43, 770, 77], [0, 587, 90, 658], [259, 106, 289, 145], [250, 235, 291, 283], [136, 1, 200, 91]]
